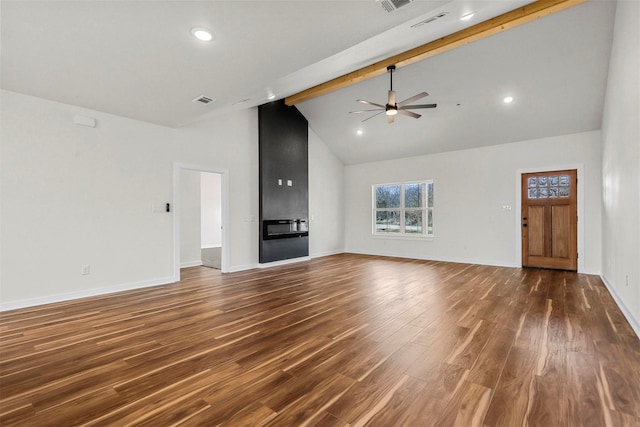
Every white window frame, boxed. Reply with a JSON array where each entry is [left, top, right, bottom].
[[372, 181, 434, 238]]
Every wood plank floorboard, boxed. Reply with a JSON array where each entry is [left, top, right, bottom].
[[1, 253, 639, 426]]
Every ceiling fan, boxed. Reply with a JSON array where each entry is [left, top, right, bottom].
[[349, 65, 436, 124]]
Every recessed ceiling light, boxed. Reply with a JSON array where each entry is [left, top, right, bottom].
[[356, 129, 364, 136], [460, 12, 475, 21], [191, 28, 213, 42], [503, 96, 514, 104], [267, 94, 276, 100]]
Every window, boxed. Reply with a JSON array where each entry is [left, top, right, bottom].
[[373, 181, 433, 237]]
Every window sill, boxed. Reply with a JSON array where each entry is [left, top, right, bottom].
[[372, 234, 435, 241]]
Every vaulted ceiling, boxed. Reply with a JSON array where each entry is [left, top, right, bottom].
[[1, 0, 616, 164]]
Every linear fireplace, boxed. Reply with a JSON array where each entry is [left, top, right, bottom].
[[263, 219, 308, 240]]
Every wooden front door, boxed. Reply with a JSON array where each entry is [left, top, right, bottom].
[[521, 169, 577, 271]]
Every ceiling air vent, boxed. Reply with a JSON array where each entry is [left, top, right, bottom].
[[377, 0, 413, 13], [192, 95, 216, 105], [411, 11, 449, 28]]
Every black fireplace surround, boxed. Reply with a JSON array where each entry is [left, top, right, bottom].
[[258, 100, 309, 263]]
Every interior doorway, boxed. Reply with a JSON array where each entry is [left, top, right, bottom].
[[173, 163, 229, 281], [521, 169, 578, 271], [200, 172, 222, 269]]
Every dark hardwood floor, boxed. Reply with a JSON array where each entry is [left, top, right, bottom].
[[1, 254, 639, 426]]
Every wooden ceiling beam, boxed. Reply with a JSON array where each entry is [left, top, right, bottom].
[[285, 0, 587, 106]]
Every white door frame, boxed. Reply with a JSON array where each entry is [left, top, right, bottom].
[[173, 163, 230, 281], [515, 163, 585, 273]]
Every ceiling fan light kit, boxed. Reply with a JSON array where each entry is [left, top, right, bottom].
[[349, 65, 436, 124]]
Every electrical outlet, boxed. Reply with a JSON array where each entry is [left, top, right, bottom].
[[81, 265, 91, 275]]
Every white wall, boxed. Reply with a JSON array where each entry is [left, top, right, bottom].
[[309, 127, 345, 257], [179, 169, 202, 267], [345, 131, 602, 273], [201, 172, 222, 248], [601, 0, 640, 334], [0, 90, 259, 309], [0, 90, 346, 309]]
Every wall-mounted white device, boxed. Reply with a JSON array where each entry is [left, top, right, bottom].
[[74, 115, 96, 128]]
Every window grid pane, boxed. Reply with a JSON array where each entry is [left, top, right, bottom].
[[375, 185, 401, 209], [375, 210, 400, 233], [405, 210, 423, 234], [404, 183, 423, 208]]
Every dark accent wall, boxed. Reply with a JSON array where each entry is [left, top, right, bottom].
[[259, 100, 309, 263]]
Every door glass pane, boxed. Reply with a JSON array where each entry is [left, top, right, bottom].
[[559, 186, 570, 197], [375, 185, 400, 208], [375, 210, 400, 233], [405, 210, 423, 234], [528, 174, 570, 199], [405, 183, 423, 208], [558, 175, 570, 198]]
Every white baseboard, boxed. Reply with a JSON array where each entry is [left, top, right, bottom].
[[310, 249, 345, 259], [224, 252, 344, 274], [600, 275, 640, 339], [580, 269, 602, 275], [0, 276, 176, 312], [226, 263, 258, 273], [344, 248, 518, 269], [258, 256, 311, 269], [180, 260, 203, 268]]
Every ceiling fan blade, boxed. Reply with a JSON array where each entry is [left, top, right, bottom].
[[357, 99, 385, 109], [388, 114, 395, 124], [398, 103, 437, 110], [398, 110, 421, 119], [388, 90, 396, 106], [349, 109, 384, 114], [397, 92, 429, 107], [362, 111, 385, 122]]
